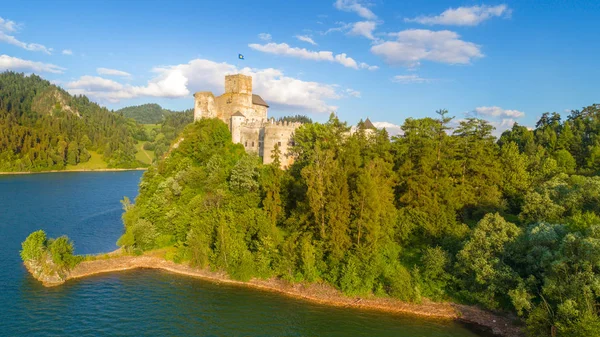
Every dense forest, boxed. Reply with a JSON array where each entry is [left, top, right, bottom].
[[142, 109, 194, 160], [116, 103, 179, 124], [0, 72, 147, 171], [117, 104, 600, 336]]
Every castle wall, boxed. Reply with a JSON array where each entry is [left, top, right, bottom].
[[263, 121, 302, 168], [193, 74, 301, 169], [225, 74, 252, 95], [239, 122, 263, 156], [214, 93, 255, 122], [193, 92, 216, 121]]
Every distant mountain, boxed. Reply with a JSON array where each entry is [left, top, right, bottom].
[[116, 103, 180, 124], [0, 71, 147, 172]]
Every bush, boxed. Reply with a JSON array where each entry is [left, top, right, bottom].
[[48, 236, 81, 269], [20, 230, 47, 262]]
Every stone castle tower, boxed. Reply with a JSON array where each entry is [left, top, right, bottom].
[[194, 74, 302, 168]]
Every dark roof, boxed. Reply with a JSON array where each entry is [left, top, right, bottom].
[[252, 94, 269, 108], [232, 111, 245, 117], [364, 118, 376, 130]]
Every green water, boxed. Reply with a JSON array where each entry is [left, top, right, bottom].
[[0, 172, 487, 336]]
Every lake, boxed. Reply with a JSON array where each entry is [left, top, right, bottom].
[[0, 171, 486, 336]]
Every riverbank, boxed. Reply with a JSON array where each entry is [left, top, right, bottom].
[[25, 251, 524, 337], [0, 168, 147, 175]]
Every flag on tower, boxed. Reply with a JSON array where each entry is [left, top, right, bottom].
[[238, 54, 244, 60]]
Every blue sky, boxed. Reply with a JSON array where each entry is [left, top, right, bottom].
[[1, 0, 599, 135]]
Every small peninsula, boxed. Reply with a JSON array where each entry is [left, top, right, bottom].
[[19, 73, 600, 337]]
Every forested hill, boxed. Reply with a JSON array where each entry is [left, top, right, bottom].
[[116, 103, 178, 124], [0, 72, 147, 171], [120, 106, 600, 336]]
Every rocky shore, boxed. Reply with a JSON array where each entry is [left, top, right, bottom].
[[25, 252, 524, 337]]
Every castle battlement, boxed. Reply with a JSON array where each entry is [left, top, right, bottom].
[[193, 74, 302, 168], [266, 120, 304, 128]]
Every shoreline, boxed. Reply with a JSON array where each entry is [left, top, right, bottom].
[[0, 168, 147, 175], [26, 252, 524, 337]]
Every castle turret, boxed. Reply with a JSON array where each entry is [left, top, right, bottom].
[[193, 92, 216, 121], [230, 111, 245, 144]]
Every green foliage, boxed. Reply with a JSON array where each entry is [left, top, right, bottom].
[[20, 230, 81, 270], [116, 103, 177, 124], [0, 72, 146, 171], [113, 104, 600, 336], [20, 230, 47, 262], [49, 236, 81, 269]]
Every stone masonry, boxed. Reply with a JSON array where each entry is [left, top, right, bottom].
[[193, 74, 301, 168]]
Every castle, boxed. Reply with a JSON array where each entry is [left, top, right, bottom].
[[193, 74, 301, 168]]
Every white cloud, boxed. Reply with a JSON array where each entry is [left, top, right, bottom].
[[0, 31, 53, 54], [0, 17, 52, 54], [0, 54, 65, 73], [490, 118, 518, 137], [62, 49, 72, 55], [473, 106, 525, 118], [359, 62, 378, 70], [323, 22, 352, 35], [258, 33, 272, 41], [461, 106, 525, 137], [349, 21, 377, 40], [345, 88, 361, 98], [66, 58, 342, 113], [334, 0, 377, 20], [67, 76, 124, 92], [405, 5, 511, 26], [97, 67, 132, 77], [0, 17, 19, 32], [392, 74, 433, 84], [373, 121, 403, 137], [249, 42, 375, 70], [295, 35, 317, 45], [371, 29, 483, 67]]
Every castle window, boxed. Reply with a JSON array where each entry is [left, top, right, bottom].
[[245, 141, 248, 147], [278, 141, 282, 146], [252, 141, 255, 147]]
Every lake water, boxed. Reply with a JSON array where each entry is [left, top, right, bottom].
[[0, 172, 486, 337]]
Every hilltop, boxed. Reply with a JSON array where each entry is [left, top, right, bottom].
[[116, 103, 181, 124], [0, 72, 151, 172]]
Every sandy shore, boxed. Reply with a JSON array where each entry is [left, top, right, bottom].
[[30, 253, 523, 337], [0, 168, 147, 175]]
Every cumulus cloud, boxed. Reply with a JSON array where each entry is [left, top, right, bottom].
[[66, 58, 342, 113], [0, 54, 65, 73], [258, 33, 272, 41], [462, 106, 525, 136], [62, 49, 73, 55], [249, 42, 376, 70], [97, 67, 132, 77], [0, 17, 19, 32], [473, 106, 525, 118], [349, 21, 377, 40], [490, 118, 518, 136], [0, 17, 52, 54], [373, 121, 403, 137], [295, 35, 317, 45], [334, 0, 377, 20], [405, 5, 511, 26], [371, 29, 483, 67], [392, 74, 433, 84]]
